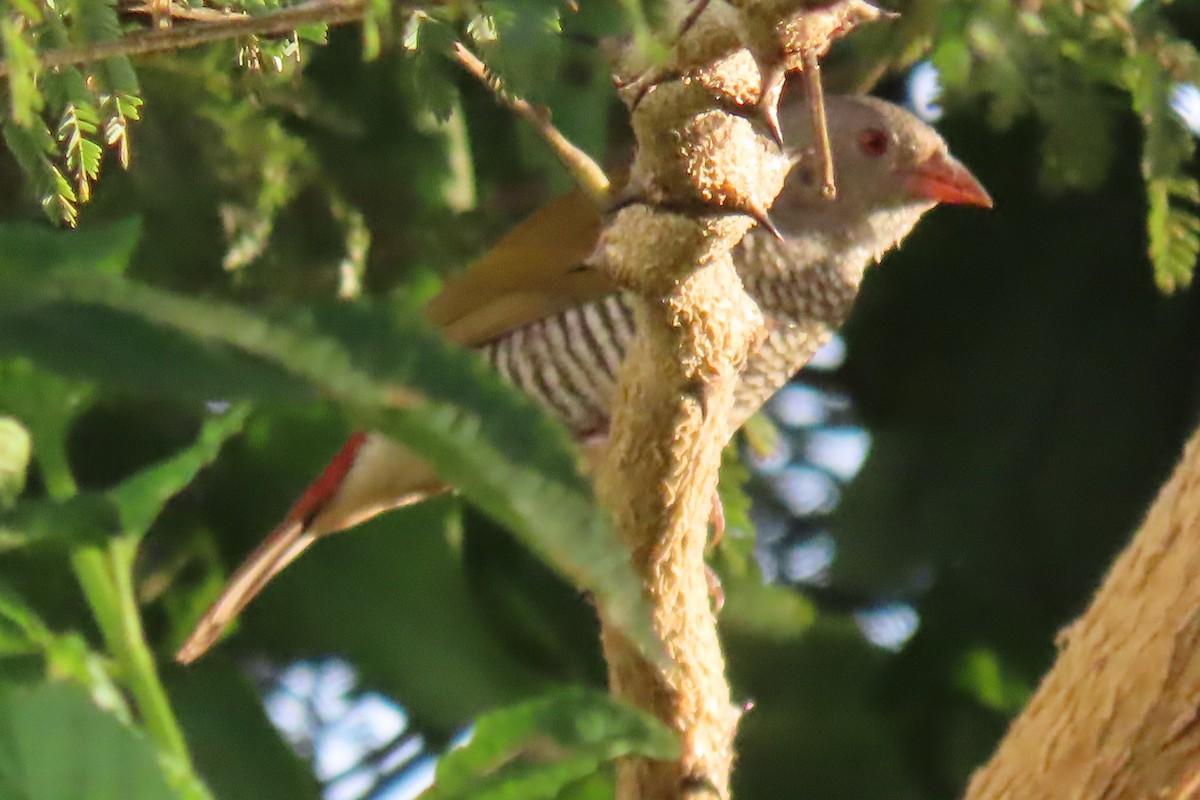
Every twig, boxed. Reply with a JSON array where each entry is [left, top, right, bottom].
[[450, 40, 611, 206], [801, 49, 836, 199], [123, 1, 249, 24], [0, 0, 371, 80]]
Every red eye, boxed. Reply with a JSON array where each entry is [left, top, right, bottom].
[[859, 128, 889, 157]]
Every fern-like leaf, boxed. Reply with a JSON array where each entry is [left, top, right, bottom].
[[57, 103, 103, 202], [65, 0, 123, 45], [1147, 176, 1200, 291], [401, 11, 460, 121], [1127, 40, 1200, 290], [102, 93, 143, 168], [1, 18, 44, 128], [3, 122, 79, 226]]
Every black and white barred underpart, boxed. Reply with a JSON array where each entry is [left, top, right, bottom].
[[476, 233, 870, 439]]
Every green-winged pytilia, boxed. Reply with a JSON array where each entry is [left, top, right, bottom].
[[176, 94, 991, 664]]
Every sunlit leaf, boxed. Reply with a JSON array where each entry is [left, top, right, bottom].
[[0, 418, 31, 509], [421, 688, 677, 800]]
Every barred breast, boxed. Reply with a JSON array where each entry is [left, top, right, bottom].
[[727, 233, 867, 431], [479, 293, 637, 437], [729, 318, 835, 432], [477, 235, 869, 439]]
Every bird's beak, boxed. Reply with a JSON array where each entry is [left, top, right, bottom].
[[904, 151, 993, 208]]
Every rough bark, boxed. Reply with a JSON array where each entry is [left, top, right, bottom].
[[590, 3, 887, 797], [597, 225, 763, 800], [964, 423, 1200, 799]]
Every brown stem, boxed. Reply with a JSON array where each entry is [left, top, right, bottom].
[[964, 425, 1200, 798], [800, 50, 836, 199], [450, 40, 611, 205]]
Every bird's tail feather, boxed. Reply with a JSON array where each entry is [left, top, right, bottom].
[[175, 517, 317, 664], [176, 433, 446, 664]]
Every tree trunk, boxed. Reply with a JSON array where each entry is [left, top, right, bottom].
[[965, 422, 1200, 798]]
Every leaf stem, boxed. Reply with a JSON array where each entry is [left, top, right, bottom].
[[38, 450, 193, 767], [39, 446, 207, 797], [71, 540, 201, 782]]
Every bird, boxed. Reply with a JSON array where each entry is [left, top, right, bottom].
[[176, 94, 991, 664]]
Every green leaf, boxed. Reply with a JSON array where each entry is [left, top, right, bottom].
[[41, 60, 91, 117], [0, 360, 94, 499], [0, 418, 31, 509], [1, 17, 44, 127], [40, 633, 130, 722], [555, 770, 614, 800], [716, 444, 754, 547], [101, 93, 142, 169], [0, 582, 50, 656], [360, 0, 393, 60], [0, 217, 142, 276], [719, 579, 816, 640], [0, 494, 121, 552], [0, 682, 178, 800], [1146, 176, 1200, 291], [954, 648, 1032, 714], [0, 583, 128, 717], [401, 13, 460, 122], [1126, 45, 1200, 290], [2, 122, 78, 226], [64, 0, 123, 45], [108, 405, 250, 538], [215, 112, 312, 272], [0, 238, 664, 663], [472, 0, 565, 106], [57, 103, 104, 203], [0, 304, 314, 402], [421, 688, 677, 800]]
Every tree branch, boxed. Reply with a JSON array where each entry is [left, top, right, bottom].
[[0, 0, 375, 80], [449, 40, 611, 205], [964, 422, 1200, 798]]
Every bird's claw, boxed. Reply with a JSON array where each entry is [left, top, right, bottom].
[[706, 564, 725, 613], [708, 490, 726, 551]]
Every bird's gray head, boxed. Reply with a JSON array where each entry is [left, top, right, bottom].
[[772, 94, 991, 253]]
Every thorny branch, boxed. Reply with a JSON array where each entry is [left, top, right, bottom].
[[590, 2, 888, 798]]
